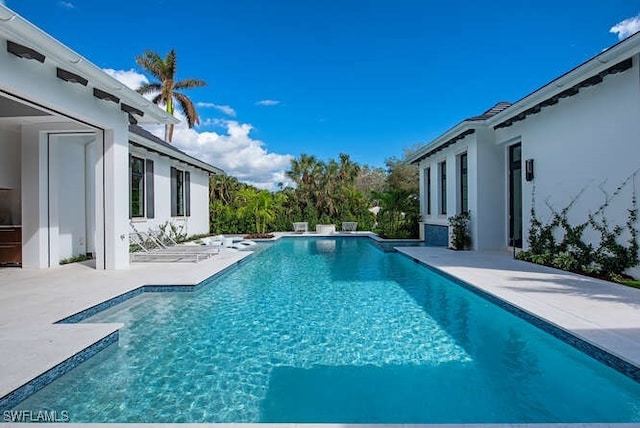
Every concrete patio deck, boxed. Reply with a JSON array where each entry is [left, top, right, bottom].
[[1, 239, 640, 427], [396, 247, 640, 371]]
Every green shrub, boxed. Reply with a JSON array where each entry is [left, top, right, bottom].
[[448, 211, 471, 250]]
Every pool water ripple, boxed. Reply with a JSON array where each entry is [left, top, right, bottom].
[[13, 238, 640, 423]]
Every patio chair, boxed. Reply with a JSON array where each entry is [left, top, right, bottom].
[[129, 233, 205, 263], [150, 230, 221, 255], [293, 222, 308, 233], [341, 222, 358, 233]]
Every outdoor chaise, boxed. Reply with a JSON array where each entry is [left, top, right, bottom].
[[341, 222, 358, 232], [129, 233, 207, 263], [151, 230, 222, 255], [293, 222, 308, 233]]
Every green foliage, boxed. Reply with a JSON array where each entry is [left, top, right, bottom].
[[158, 221, 187, 243], [135, 49, 206, 141], [372, 189, 419, 238], [60, 254, 90, 265], [621, 279, 640, 289], [208, 149, 416, 238], [448, 211, 471, 250], [518, 175, 639, 281]]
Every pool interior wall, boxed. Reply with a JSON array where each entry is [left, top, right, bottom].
[[0, 237, 638, 422]]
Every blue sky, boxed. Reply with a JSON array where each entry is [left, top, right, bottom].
[[4, 1, 640, 188]]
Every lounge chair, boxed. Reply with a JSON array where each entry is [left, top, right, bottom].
[[129, 233, 206, 263], [293, 222, 308, 233], [341, 222, 358, 233], [150, 230, 221, 255]]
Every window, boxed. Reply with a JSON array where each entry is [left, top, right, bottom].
[[171, 167, 191, 217], [439, 161, 447, 215], [424, 167, 431, 216], [129, 156, 154, 218], [459, 153, 468, 213]]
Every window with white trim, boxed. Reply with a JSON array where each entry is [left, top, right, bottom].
[[129, 155, 154, 218], [459, 152, 468, 213], [171, 167, 191, 217], [424, 167, 431, 216], [439, 161, 447, 215]]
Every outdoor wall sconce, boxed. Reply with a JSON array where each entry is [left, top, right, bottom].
[[93, 88, 120, 104], [56, 67, 88, 86], [525, 159, 534, 181], [7, 40, 45, 62]]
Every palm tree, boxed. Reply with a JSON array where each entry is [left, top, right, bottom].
[[135, 49, 206, 142], [237, 188, 275, 234]]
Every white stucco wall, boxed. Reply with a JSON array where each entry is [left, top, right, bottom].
[[417, 134, 476, 247], [189, 168, 211, 236], [50, 134, 96, 263], [1, 37, 133, 269], [475, 127, 505, 250], [495, 56, 640, 275], [128, 146, 211, 239]]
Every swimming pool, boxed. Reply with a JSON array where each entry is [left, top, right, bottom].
[[11, 237, 640, 422]]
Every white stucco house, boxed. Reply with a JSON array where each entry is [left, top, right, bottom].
[[0, 5, 223, 270], [408, 31, 640, 274]]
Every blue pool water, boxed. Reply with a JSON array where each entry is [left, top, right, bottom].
[[13, 238, 640, 423]]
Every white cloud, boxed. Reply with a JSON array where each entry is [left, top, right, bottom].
[[196, 102, 236, 117], [59, 1, 74, 8], [255, 99, 281, 106], [103, 68, 148, 91], [170, 118, 293, 190], [610, 14, 640, 40], [106, 68, 291, 190]]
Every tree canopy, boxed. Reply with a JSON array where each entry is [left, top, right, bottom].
[[209, 151, 419, 238], [135, 49, 206, 142]]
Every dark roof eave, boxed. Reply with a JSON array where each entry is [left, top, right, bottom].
[[128, 124, 224, 175], [409, 127, 476, 164], [492, 57, 634, 130]]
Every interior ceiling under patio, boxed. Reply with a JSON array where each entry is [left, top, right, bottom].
[[0, 94, 50, 118], [0, 93, 86, 129]]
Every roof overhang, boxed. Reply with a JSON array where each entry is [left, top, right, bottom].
[[407, 122, 476, 164], [489, 32, 640, 130], [128, 129, 225, 175], [0, 4, 178, 125]]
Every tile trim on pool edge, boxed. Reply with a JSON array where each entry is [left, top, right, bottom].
[[57, 254, 253, 324], [402, 253, 640, 383], [0, 254, 254, 411], [0, 331, 119, 412]]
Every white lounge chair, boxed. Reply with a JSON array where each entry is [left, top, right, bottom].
[[341, 222, 358, 233], [293, 222, 308, 233], [129, 233, 205, 263], [151, 230, 221, 255]]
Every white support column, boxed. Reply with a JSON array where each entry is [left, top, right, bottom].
[[101, 126, 130, 270], [20, 126, 49, 268], [94, 129, 105, 270]]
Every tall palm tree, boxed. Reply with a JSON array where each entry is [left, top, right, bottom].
[[135, 49, 206, 142]]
